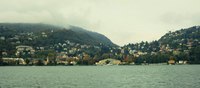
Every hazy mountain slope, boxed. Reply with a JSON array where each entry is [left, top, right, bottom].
[[159, 26, 200, 48], [69, 26, 116, 46], [0, 23, 116, 46]]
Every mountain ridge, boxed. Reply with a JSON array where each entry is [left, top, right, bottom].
[[0, 23, 116, 46]]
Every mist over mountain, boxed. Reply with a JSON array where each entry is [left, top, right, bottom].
[[0, 23, 116, 47], [69, 26, 115, 46], [0, 23, 200, 65]]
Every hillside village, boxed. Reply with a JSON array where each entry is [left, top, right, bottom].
[[0, 24, 200, 66]]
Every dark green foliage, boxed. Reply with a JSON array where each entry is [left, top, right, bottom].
[[134, 53, 170, 64], [47, 29, 99, 45], [0, 23, 116, 60], [159, 26, 200, 48], [0, 50, 2, 65], [0, 23, 200, 65], [0, 23, 115, 46], [69, 26, 116, 46], [189, 46, 200, 64], [125, 26, 200, 64], [25, 59, 30, 65], [37, 59, 44, 66], [105, 60, 110, 64], [0, 23, 63, 33]]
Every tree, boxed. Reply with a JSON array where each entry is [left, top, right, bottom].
[[93, 54, 101, 61], [47, 51, 57, 65], [0, 50, 3, 65], [25, 59, 30, 65], [189, 46, 200, 64], [123, 55, 134, 63], [79, 53, 95, 65], [37, 59, 44, 66], [102, 53, 110, 59], [105, 60, 110, 64]]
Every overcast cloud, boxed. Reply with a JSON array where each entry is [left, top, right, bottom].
[[0, 0, 200, 46]]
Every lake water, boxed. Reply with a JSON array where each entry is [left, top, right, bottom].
[[0, 65, 200, 88]]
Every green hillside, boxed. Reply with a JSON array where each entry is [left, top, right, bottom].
[[0, 23, 115, 47]]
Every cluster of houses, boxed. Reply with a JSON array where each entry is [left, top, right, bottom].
[[1, 44, 80, 65], [2, 58, 26, 65], [15, 45, 35, 56], [1, 30, 195, 66], [1, 42, 190, 65], [1, 56, 188, 65], [1, 56, 79, 66], [56, 52, 79, 65], [168, 60, 188, 65]]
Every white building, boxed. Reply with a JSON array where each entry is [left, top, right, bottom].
[[16, 45, 35, 56]]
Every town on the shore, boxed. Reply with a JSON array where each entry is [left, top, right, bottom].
[[0, 38, 199, 66], [0, 25, 200, 66]]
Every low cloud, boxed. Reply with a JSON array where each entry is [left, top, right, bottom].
[[161, 12, 200, 25], [0, 0, 200, 46]]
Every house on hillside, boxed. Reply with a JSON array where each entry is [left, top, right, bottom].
[[96, 59, 121, 65], [178, 60, 188, 65], [0, 36, 5, 40], [168, 60, 175, 65], [15, 45, 35, 56], [2, 58, 26, 65]]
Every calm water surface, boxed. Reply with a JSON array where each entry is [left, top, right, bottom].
[[0, 65, 200, 88]]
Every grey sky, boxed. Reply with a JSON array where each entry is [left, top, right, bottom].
[[0, 0, 200, 46]]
